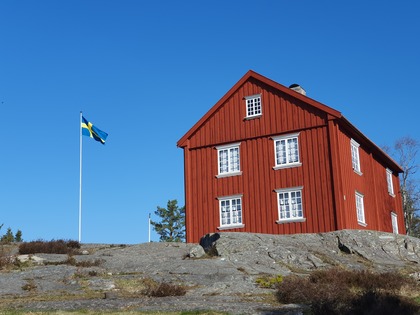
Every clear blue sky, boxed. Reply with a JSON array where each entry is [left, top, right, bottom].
[[1, 1, 419, 244]]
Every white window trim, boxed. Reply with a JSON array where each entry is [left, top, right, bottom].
[[244, 94, 262, 119], [386, 168, 395, 197], [391, 212, 398, 234], [275, 186, 305, 223], [351, 139, 362, 175], [272, 133, 302, 170], [216, 142, 241, 178], [217, 194, 245, 230], [355, 191, 367, 227]]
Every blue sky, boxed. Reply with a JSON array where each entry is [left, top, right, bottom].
[[0, 1, 419, 244]]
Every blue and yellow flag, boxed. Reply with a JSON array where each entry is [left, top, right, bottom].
[[81, 116, 108, 144]]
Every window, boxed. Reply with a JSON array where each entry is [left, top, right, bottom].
[[275, 187, 305, 222], [218, 195, 244, 229], [245, 94, 262, 118], [217, 143, 241, 177], [391, 212, 398, 234], [355, 192, 366, 226], [351, 139, 362, 174], [273, 133, 301, 169], [386, 168, 395, 196]]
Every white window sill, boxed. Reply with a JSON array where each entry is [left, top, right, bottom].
[[276, 218, 306, 224], [358, 221, 367, 227], [217, 224, 245, 230], [244, 114, 262, 121], [353, 169, 363, 176], [273, 163, 302, 170], [216, 171, 242, 178]]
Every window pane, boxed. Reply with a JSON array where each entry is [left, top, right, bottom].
[[276, 140, 287, 165], [278, 190, 303, 220], [288, 138, 299, 163], [246, 96, 261, 117], [275, 136, 299, 166], [230, 147, 240, 172], [219, 150, 228, 173], [220, 197, 242, 227]]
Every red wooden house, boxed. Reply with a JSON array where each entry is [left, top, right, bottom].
[[177, 70, 405, 243]]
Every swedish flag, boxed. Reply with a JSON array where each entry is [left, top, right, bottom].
[[81, 116, 108, 144]]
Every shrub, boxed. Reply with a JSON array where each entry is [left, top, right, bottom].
[[18, 239, 81, 255], [255, 274, 283, 288], [147, 282, 187, 297], [276, 268, 419, 315], [0, 245, 14, 269]]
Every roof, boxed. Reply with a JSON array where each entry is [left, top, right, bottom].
[[177, 70, 403, 173]]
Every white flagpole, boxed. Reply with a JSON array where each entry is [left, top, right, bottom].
[[79, 111, 83, 243], [148, 213, 151, 242]]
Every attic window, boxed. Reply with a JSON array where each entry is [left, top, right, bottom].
[[350, 139, 362, 175], [386, 168, 395, 197], [245, 94, 262, 118]]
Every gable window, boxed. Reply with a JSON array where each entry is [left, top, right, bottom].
[[245, 94, 262, 118], [217, 195, 244, 230], [275, 187, 305, 223], [391, 212, 398, 234], [351, 139, 362, 175], [386, 168, 395, 197], [216, 143, 241, 177], [273, 133, 301, 169], [355, 192, 366, 226]]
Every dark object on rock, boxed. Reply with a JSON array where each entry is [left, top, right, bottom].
[[199, 233, 220, 255], [337, 236, 352, 254]]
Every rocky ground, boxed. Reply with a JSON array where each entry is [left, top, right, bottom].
[[0, 230, 419, 314]]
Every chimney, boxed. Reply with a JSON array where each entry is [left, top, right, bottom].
[[289, 84, 306, 96]]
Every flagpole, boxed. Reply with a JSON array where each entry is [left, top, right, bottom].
[[148, 213, 151, 242], [79, 111, 83, 243]]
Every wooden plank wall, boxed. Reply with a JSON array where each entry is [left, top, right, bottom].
[[185, 80, 338, 243], [183, 78, 405, 243]]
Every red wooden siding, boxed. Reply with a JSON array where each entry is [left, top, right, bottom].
[[180, 71, 405, 243], [332, 125, 405, 233]]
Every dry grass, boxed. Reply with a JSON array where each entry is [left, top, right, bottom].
[[0, 245, 14, 269], [18, 240, 80, 255], [115, 277, 186, 298], [276, 268, 420, 315]]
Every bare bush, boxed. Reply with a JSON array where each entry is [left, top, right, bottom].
[[276, 268, 419, 315], [18, 239, 81, 255], [147, 282, 187, 297], [0, 245, 14, 269]]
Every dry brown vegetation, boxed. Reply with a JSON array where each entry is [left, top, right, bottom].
[[18, 239, 80, 255], [276, 268, 420, 315]]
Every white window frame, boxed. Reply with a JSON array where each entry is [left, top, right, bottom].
[[351, 139, 362, 175], [391, 212, 398, 234], [217, 195, 245, 230], [386, 168, 395, 197], [355, 191, 367, 226], [216, 143, 242, 178], [273, 133, 302, 169], [275, 187, 305, 223], [245, 94, 262, 119]]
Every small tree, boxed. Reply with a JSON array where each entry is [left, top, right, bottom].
[[150, 200, 185, 242], [1, 228, 15, 244], [386, 136, 420, 236], [14, 230, 23, 242]]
